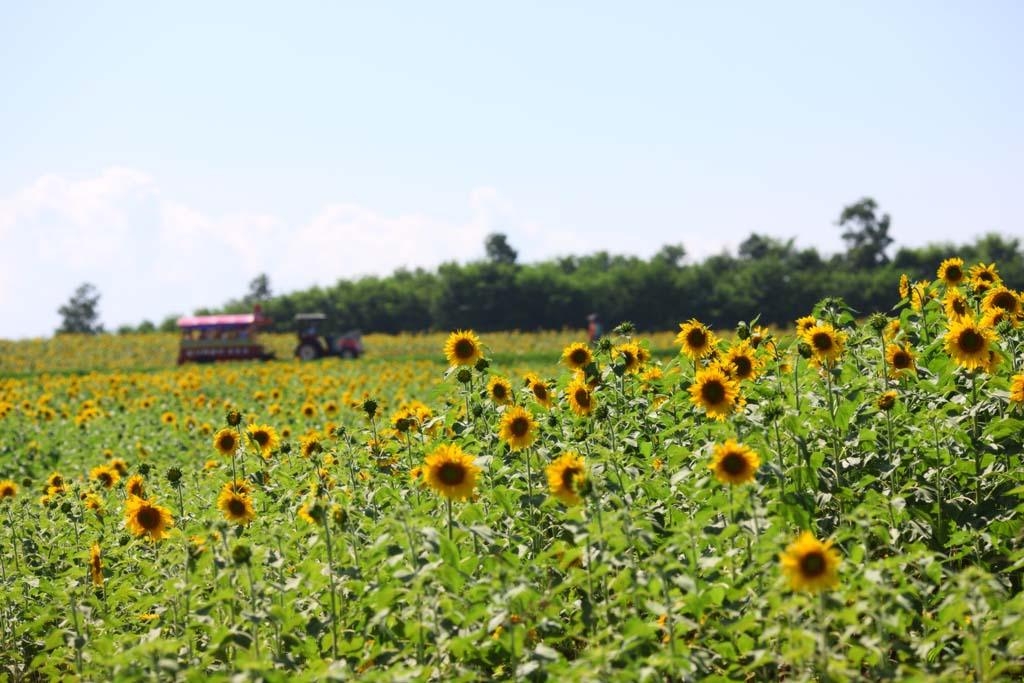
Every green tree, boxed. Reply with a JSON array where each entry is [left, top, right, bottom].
[[56, 283, 104, 334], [485, 233, 518, 265], [838, 198, 894, 269], [243, 273, 273, 306]]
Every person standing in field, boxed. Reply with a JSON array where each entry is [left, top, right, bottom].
[[587, 313, 603, 346]]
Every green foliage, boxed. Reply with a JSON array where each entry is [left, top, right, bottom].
[[56, 282, 104, 335]]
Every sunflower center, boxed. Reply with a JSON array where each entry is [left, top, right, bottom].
[[812, 332, 833, 352], [945, 266, 962, 281], [574, 389, 591, 407], [799, 551, 827, 577], [99, 473, 112, 486], [893, 352, 911, 369], [959, 329, 984, 353], [227, 497, 247, 516], [992, 292, 1018, 312], [978, 271, 995, 283], [686, 329, 706, 348], [253, 431, 269, 446], [137, 506, 161, 530], [533, 384, 548, 401], [700, 380, 726, 405], [219, 435, 235, 451], [953, 299, 967, 316], [732, 356, 752, 378], [438, 463, 466, 486], [721, 452, 747, 475], [454, 339, 476, 359], [492, 385, 507, 400], [510, 417, 530, 437], [570, 349, 589, 366], [561, 467, 581, 490]]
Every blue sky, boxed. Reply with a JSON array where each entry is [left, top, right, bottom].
[[2, 1, 1022, 338]]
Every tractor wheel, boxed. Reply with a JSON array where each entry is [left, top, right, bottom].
[[297, 343, 320, 362]]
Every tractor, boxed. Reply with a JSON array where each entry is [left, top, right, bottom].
[[294, 313, 364, 361]]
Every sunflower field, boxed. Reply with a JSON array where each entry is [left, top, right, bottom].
[[1, 259, 1024, 682]]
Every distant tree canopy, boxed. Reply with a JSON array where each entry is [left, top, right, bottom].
[[116, 199, 1023, 335], [57, 283, 104, 335]]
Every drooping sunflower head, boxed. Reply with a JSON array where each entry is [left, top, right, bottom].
[[499, 406, 537, 451], [524, 373, 552, 409], [444, 330, 484, 367], [801, 324, 847, 367], [546, 452, 587, 506], [90, 465, 120, 490], [213, 428, 240, 457], [885, 343, 917, 378], [300, 433, 322, 459], [876, 390, 898, 411], [688, 366, 741, 421], [125, 474, 146, 498], [246, 423, 280, 458], [969, 262, 1000, 294], [423, 443, 480, 500], [566, 379, 595, 416], [779, 531, 841, 593], [723, 341, 760, 382], [561, 342, 593, 371], [488, 376, 514, 405], [218, 489, 256, 526], [937, 257, 965, 287], [90, 543, 103, 587], [899, 274, 911, 300], [613, 342, 644, 374], [0, 480, 18, 499], [125, 496, 174, 542], [675, 319, 718, 360], [983, 286, 1021, 317], [944, 288, 970, 322], [708, 439, 760, 486], [944, 318, 998, 371]]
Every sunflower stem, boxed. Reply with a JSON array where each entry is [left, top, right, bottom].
[[321, 514, 340, 660], [445, 497, 453, 540], [817, 592, 830, 681]]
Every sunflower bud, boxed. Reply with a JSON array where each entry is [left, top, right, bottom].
[[226, 409, 242, 427], [474, 358, 490, 372], [868, 313, 888, 335], [332, 425, 347, 439], [797, 342, 813, 359], [165, 467, 182, 485], [362, 399, 379, 419], [137, 463, 151, 476], [597, 338, 613, 353], [593, 404, 610, 421], [456, 369, 473, 384], [763, 402, 785, 421], [280, 441, 292, 455], [736, 321, 750, 340], [576, 475, 593, 498], [471, 404, 484, 418], [231, 543, 252, 565], [546, 413, 559, 428], [613, 321, 635, 336], [60, 501, 74, 514]]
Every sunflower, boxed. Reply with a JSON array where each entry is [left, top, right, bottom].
[[675, 319, 718, 360], [876, 390, 897, 411], [499, 406, 538, 451], [981, 307, 1019, 330], [90, 465, 120, 490], [47, 472, 65, 491], [444, 330, 484, 367], [223, 479, 253, 496], [213, 428, 240, 456], [937, 257, 965, 287], [423, 443, 480, 500], [899, 274, 911, 300], [125, 474, 146, 498], [546, 452, 587, 506], [613, 342, 644, 374], [708, 439, 760, 486], [161, 412, 176, 426], [246, 423, 280, 458], [566, 379, 595, 416], [885, 343, 917, 378], [108, 458, 129, 475], [884, 319, 901, 342], [125, 496, 174, 542], [944, 318, 998, 371], [90, 543, 103, 588], [83, 492, 104, 514], [0, 480, 17, 499], [795, 316, 817, 336], [688, 366, 741, 421], [561, 342, 593, 371], [723, 341, 760, 382], [779, 531, 841, 593], [301, 403, 317, 419], [487, 376, 514, 405], [801, 323, 847, 366], [983, 285, 1021, 317], [217, 489, 256, 526], [524, 373, 553, 409], [1010, 375, 1024, 406], [944, 288, 970, 321], [969, 262, 1000, 294]]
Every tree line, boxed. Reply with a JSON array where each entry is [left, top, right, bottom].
[[74, 198, 1022, 336]]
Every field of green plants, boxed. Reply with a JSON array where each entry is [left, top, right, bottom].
[[1, 259, 1023, 682]]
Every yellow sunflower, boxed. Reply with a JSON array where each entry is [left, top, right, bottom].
[[125, 496, 174, 542], [613, 342, 644, 374], [487, 376, 514, 405], [246, 423, 280, 458], [423, 444, 480, 500], [723, 341, 760, 382], [885, 343, 916, 378], [300, 433, 322, 459], [90, 465, 120, 490], [217, 489, 256, 526], [779, 531, 841, 593], [944, 318, 998, 371], [675, 319, 718, 360], [108, 458, 129, 475], [899, 274, 911, 300], [801, 323, 847, 366], [688, 366, 741, 421], [1010, 375, 1024, 406], [546, 452, 587, 506], [444, 330, 484, 367], [90, 543, 103, 588], [524, 373, 553, 409], [213, 428, 240, 457], [708, 439, 759, 486], [981, 307, 1019, 330], [566, 379, 595, 416], [0, 480, 17, 499], [983, 285, 1021, 318], [969, 262, 1000, 294], [876, 390, 898, 411], [499, 406, 538, 451], [301, 402, 317, 419], [561, 342, 593, 370], [795, 316, 817, 336], [937, 257, 965, 287], [944, 288, 970, 321], [47, 472, 65, 491], [125, 474, 146, 498]]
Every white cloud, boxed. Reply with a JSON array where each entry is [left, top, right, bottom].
[[0, 168, 577, 339]]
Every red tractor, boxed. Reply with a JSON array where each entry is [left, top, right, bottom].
[[294, 313, 364, 361]]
